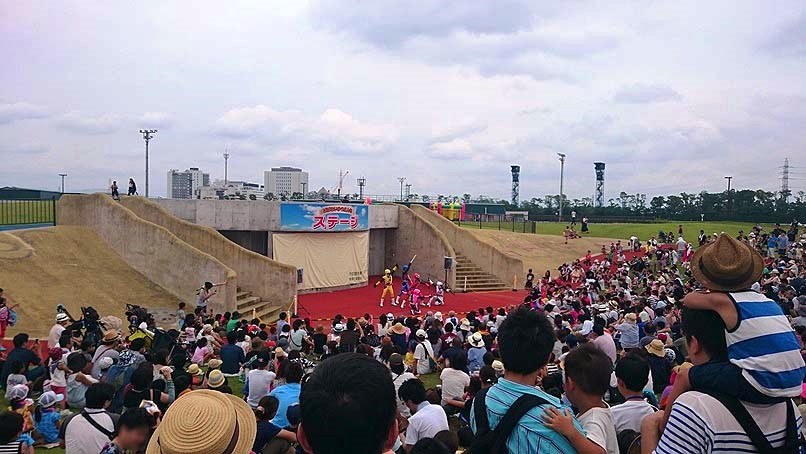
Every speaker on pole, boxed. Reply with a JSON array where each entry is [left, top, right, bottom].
[[297, 268, 304, 284]]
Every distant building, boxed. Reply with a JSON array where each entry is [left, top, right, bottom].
[[200, 180, 265, 200], [264, 167, 308, 196], [167, 168, 210, 199]]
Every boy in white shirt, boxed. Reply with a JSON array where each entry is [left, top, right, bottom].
[[544, 344, 618, 454], [610, 353, 655, 433]]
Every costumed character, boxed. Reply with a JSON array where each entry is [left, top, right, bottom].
[[409, 289, 422, 315], [428, 281, 447, 306], [373, 265, 398, 307], [395, 256, 416, 306]]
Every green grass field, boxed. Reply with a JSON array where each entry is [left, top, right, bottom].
[[0, 200, 55, 226], [463, 220, 775, 245]]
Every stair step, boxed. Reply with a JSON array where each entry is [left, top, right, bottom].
[[254, 304, 285, 323], [236, 296, 262, 311], [236, 291, 253, 300]]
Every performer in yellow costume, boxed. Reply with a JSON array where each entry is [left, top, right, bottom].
[[374, 265, 398, 307]]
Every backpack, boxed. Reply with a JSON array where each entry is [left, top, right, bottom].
[[705, 391, 803, 454], [467, 387, 549, 453], [104, 362, 138, 413], [7, 309, 16, 327]]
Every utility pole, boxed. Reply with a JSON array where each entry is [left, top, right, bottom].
[[58, 173, 67, 193], [337, 169, 350, 198], [781, 158, 790, 201], [557, 153, 566, 222], [397, 177, 406, 202], [139, 129, 157, 197], [223, 149, 230, 186], [405, 183, 412, 201], [357, 177, 366, 199], [725, 176, 733, 216]]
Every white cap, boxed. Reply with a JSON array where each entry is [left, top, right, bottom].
[[579, 320, 594, 336], [416, 329, 427, 338]]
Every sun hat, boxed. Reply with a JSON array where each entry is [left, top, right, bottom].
[[38, 391, 64, 408], [646, 339, 665, 357], [389, 353, 403, 366], [98, 356, 115, 371], [468, 332, 485, 348], [391, 323, 407, 335], [415, 329, 427, 339], [624, 313, 637, 323], [8, 384, 28, 401], [56, 313, 69, 323], [146, 389, 256, 454], [459, 318, 471, 331], [207, 359, 223, 370], [101, 330, 121, 344], [690, 233, 763, 291], [639, 312, 650, 323], [207, 370, 226, 389], [579, 320, 594, 336], [435, 312, 443, 321], [333, 323, 346, 333], [491, 360, 504, 373]]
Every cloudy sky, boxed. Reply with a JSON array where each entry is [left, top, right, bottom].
[[2, 1, 805, 200]]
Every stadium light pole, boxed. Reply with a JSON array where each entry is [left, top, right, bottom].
[[139, 129, 157, 197], [557, 153, 566, 222], [58, 173, 67, 193], [397, 177, 406, 202]]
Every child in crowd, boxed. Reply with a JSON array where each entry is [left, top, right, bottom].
[[251, 395, 297, 453], [47, 343, 70, 406], [33, 391, 63, 447], [4, 362, 28, 399], [0, 411, 34, 454], [675, 234, 806, 404], [7, 384, 35, 451], [176, 302, 186, 331], [610, 353, 656, 433], [543, 344, 618, 454], [100, 408, 153, 454], [191, 337, 214, 365], [65, 352, 98, 409]]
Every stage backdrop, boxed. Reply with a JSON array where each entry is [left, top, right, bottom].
[[272, 231, 368, 290]]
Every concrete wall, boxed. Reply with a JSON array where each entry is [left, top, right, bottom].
[[386, 205, 455, 288], [368, 228, 388, 276], [57, 194, 237, 314], [220, 230, 268, 256], [120, 197, 297, 308], [411, 204, 522, 287], [154, 199, 398, 231]]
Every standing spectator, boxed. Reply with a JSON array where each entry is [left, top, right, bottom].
[[47, 313, 70, 349], [110, 180, 119, 200], [0, 289, 18, 342], [127, 178, 137, 196], [195, 281, 223, 314], [60, 383, 118, 453], [399, 378, 449, 450], [1, 334, 43, 387], [269, 362, 303, 429], [471, 307, 579, 454]]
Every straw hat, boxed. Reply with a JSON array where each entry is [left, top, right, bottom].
[[101, 330, 121, 344], [146, 389, 256, 454], [690, 233, 763, 291], [458, 318, 471, 331], [186, 364, 204, 377], [645, 339, 665, 358], [207, 370, 226, 389], [390, 323, 407, 335], [624, 313, 637, 323], [491, 360, 504, 373], [468, 332, 485, 348], [274, 347, 287, 358], [207, 359, 223, 370]]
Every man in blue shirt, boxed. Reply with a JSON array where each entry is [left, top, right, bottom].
[[471, 307, 582, 453], [269, 362, 303, 428], [219, 331, 245, 375]]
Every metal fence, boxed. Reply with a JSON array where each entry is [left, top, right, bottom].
[[454, 218, 538, 234], [0, 198, 57, 227]]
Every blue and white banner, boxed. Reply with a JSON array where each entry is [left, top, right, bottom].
[[279, 202, 369, 231]]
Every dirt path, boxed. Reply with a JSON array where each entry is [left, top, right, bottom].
[[467, 229, 622, 276], [0, 226, 180, 337]]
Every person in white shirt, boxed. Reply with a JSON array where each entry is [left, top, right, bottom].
[[245, 352, 276, 408], [412, 329, 435, 376], [439, 355, 470, 412], [388, 353, 416, 418], [60, 382, 118, 453], [399, 378, 448, 451], [611, 354, 655, 433], [47, 313, 70, 349]]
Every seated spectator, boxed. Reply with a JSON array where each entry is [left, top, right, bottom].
[[4, 361, 28, 400], [0, 333, 44, 386], [544, 343, 617, 453], [206, 369, 232, 394], [642, 306, 804, 452], [439, 354, 470, 413], [299, 353, 398, 454], [0, 411, 33, 454], [399, 378, 449, 450], [145, 389, 257, 453], [65, 352, 98, 409], [466, 332, 487, 373], [645, 339, 672, 394], [269, 362, 303, 429], [611, 353, 655, 433], [413, 329, 435, 376], [220, 331, 246, 375], [122, 363, 175, 410], [99, 408, 152, 453], [33, 391, 63, 446], [251, 395, 297, 453], [245, 351, 275, 408], [60, 383, 118, 453]]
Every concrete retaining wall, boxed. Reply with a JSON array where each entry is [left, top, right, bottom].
[[120, 197, 297, 308], [411, 205, 522, 287], [386, 205, 455, 288], [57, 194, 237, 313]]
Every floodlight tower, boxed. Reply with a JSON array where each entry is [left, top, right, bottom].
[[510, 165, 520, 206], [594, 162, 606, 208]]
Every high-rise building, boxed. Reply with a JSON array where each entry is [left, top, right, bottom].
[[167, 167, 210, 199], [264, 167, 309, 196]]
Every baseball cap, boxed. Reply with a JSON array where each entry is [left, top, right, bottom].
[[8, 384, 28, 401], [38, 391, 64, 408], [415, 329, 427, 338]]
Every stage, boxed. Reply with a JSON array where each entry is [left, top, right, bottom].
[[296, 276, 528, 324]]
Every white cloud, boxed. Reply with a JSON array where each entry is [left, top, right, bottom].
[[55, 112, 125, 135], [613, 83, 683, 104], [0, 102, 50, 124]]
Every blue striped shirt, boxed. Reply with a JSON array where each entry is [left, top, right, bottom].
[[656, 391, 802, 453], [727, 291, 806, 397], [470, 378, 581, 454]]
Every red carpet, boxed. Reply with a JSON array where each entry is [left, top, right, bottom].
[[297, 277, 528, 324]]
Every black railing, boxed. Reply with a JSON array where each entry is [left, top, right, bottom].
[[0, 198, 57, 227]]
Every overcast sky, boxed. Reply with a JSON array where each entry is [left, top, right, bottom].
[[2, 1, 805, 200]]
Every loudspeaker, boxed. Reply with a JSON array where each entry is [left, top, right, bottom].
[[444, 257, 454, 270], [297, 269, 304, 284]]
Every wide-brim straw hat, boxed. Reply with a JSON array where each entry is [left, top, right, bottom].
[[645, 339, 666, 358], [101, 330, 121, 344], [690, 233, 763, 292], [391, 323, 407, 335], [146, 389, 256, 454], [468, 332, 485, 348]]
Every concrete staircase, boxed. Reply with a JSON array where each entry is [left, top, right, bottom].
[[454, 253, 510, 292], [236, 288, 286, 323]]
